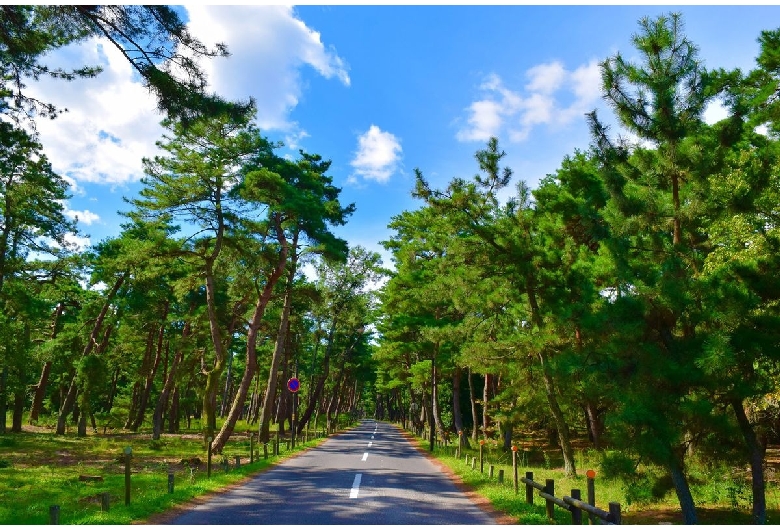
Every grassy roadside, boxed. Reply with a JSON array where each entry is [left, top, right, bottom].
[[402, 428, 780, 525], [0, 423, 339, 524]]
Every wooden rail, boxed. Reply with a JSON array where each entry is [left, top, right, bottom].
[[520, 470, 621, 524]]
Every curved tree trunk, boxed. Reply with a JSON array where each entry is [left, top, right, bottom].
[[152, 320, 189, 440], [56, 271, 127, 435], [297, 322, 337, 435], [669, 452, 698, 524], [468, 368, 479, 442], [731, 397, 767, 525], [215, 217, 289, 451]]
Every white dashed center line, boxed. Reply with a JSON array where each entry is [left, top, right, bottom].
[[362, 452, 368, 461], [350, 473, 362, 498], [368, 441, 372, 447]]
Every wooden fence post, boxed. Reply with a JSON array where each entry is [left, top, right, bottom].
[[586, 469, 596, 525], [49, 505, 60, 524], [235, 455, 241, 469], [609, 502, 622, 525], [512, 445, 518, 494], [168, 473, 174, 494], [124, 446, 132, 506], [263, 443, 268, 459], [525, 471, 534, 505], [479, 440, 484, 473], [545, 479, 555, 520], [489, 464, 494, 479], [498, 469, 504, 484], [250, 434, 255, 464], [207, 437, 212, 478], [570, 489, 582, 524]]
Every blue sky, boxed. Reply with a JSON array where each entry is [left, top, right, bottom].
[[26, 5, 780, 269]]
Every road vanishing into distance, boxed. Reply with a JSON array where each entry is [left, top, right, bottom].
[[168, 419, 498, 525]]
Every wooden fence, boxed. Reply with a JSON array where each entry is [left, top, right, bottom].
[[449, 434, 621, 525]]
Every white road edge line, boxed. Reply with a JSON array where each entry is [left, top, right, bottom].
[[362, 452, 369, 461], [350, 473, 362, 498]]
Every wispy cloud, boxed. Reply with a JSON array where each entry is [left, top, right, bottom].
[[456, 60, 601, 144], [350, 125, 402, 184], [64, 208, 100, 225]]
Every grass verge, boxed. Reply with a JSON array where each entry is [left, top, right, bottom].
[[0, 425, 335, 524], [402, 428, 780, 525]]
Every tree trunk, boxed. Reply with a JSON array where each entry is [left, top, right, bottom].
[[468, 368, 478, 442], [220, 345, 234, 418], [11, 387, 24, 433], [584, 401, 604, 450], [452, 367, 471, 450], [538, 349, 577, 477], [731, 398, 767, 525], [132, 314, 167, 431], [232, 215, 290, 447], [56, 271, 127, 435], [29, 362, 51, 424], [168, 386, 179, 434], [29, 303, 66, 424], [669, 453, 698, 524], [152, 349, 183, 440], [483, 373, 492, 437], [153, 320, 190, 439], [297, 321, 338, 435]]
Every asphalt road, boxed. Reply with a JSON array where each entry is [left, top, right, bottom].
[[169, 419, 497, 525]]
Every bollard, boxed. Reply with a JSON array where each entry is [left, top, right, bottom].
[[586, 469, 596, 525], [571, 489, 582, 524], [50, 505, 60, 524], [250, 434, 255, 464], [101, 492, 110, 512], [235, 455, 241, 469], [512, 445, 519, 494], [498, 469, 504, 484], [471, 458, 476, 470], [287, 438, 291, 451], [525, 471, 534, 505], [124, 446, 132, 506], [489, 464, 494, 479], [609, 502, 622, 525], [168, 473, 175, 494], [207, 437, 213, 478], [545, 479, 555, 520], [263, 443, 268, 459], [479, 440, 484, 473], [457, 430, 463, 459]]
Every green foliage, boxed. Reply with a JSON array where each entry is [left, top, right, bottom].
[[597, 450, 638, 480]]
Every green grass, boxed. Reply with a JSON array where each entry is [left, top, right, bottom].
[[0, 416, 346, 524], [406, 431, 780, 525]]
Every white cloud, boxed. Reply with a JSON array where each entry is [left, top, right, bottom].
[[27, 38, 165, 185], [64, 208, 100, 226], [24, 6, 349, 190], [525, 62, 567, 93], [185, 5, 350, 133], [457, 60, 602, 144], [350, 125, 402, 184]]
